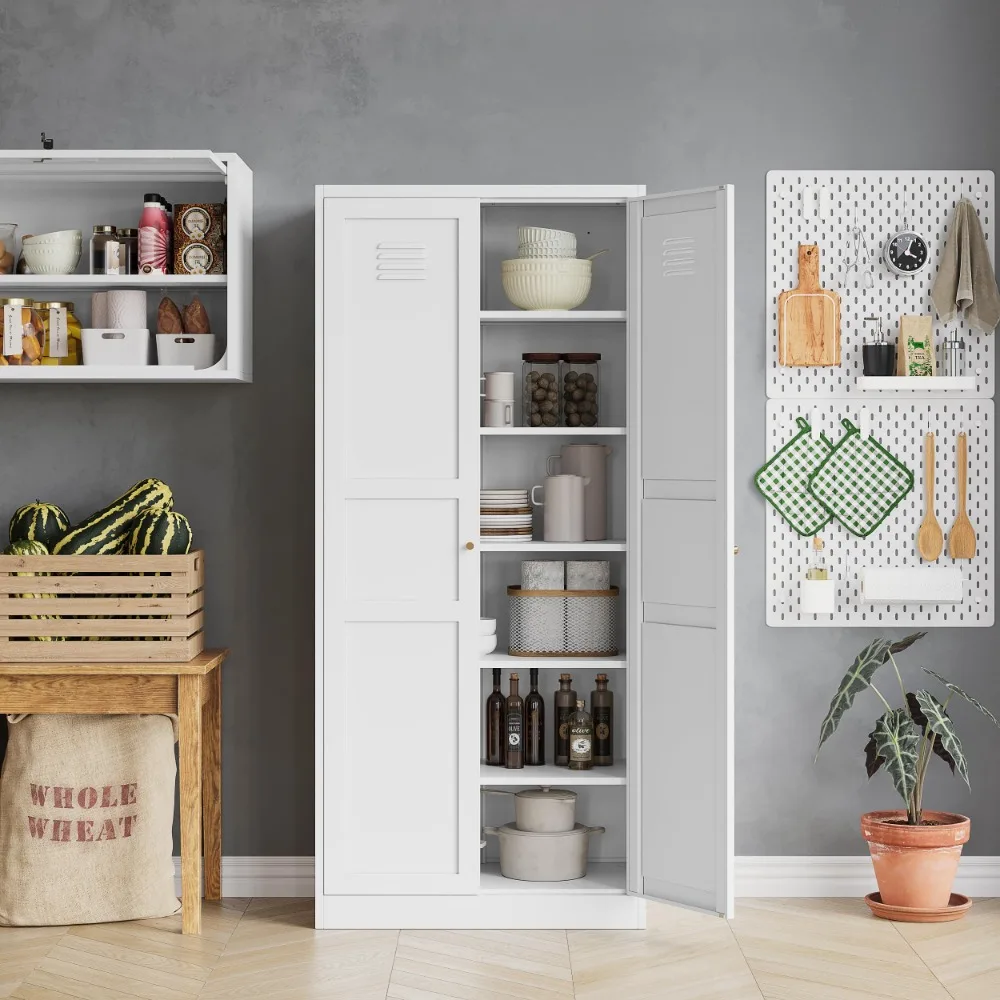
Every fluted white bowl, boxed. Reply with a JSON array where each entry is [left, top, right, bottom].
[[501, 258, 592, 310], [518, 226, 575, 244], [21, 243, 82, 274], [22, 230, 82, 245]]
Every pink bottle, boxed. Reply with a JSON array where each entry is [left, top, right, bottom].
[[138, 193, 170, 275]]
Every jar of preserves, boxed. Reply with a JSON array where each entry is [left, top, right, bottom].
[[561, 353, 601, 427], [34, 300, 82, 365], [0, 297, 44, 366], [522, 352, 562, 427]]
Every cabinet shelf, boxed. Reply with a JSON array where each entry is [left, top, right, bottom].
[[480, 653, 626, 668], [479, 540, 626, 552], [480, 310, 626, 323], [480, 426, 625, 437], [856, 376, 978, 392], [479, 861, 626, 895], [0, 274, 227, 290], [480, 761, 626, 786]]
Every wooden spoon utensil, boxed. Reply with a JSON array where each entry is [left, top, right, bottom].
[[948, 432, 977, 559], [917, 432, 943, 562]]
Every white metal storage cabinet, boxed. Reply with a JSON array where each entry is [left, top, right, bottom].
[[315, 185, 734, 929]]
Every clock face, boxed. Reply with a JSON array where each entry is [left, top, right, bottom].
[[885, 231, 929, 274]]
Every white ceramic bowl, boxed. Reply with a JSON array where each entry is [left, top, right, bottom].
[[518, 244, 578, 259], [479, 633, 498, 656], [22, 230, 82, 245], [502, 257, 591, 271], [21, 243, 82, 275], [480, 617, 497, 636], [518, 226, 575, 244], [501, 258, 592, 310]]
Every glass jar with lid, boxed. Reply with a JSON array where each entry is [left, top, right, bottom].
[[90, 225, 121, 275], [522, 352, 562, 427], [117, 228, 140, 275], [561, 353, 601, 426], [34, 300, 82, 365], [0, 297, 44, 366]]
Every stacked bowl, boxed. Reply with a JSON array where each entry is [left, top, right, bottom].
[[502, 227, 592, 311], [21, 230, 82, 275]]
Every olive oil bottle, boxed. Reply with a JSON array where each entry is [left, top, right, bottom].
[[567, 699, 593, 770], [524, 667, 545, 766], [554, 673, 577, 766], [485, 668, 506, 766], [591, 673, 613, 766], [505, 672, 524, 769]]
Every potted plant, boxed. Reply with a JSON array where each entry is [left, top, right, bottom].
[[815, 632, 1000, 917]]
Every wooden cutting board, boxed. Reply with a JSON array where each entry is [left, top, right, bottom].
[[778, 243, 841, 366]]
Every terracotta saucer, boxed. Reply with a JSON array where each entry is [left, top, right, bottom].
[[865, 891, 972, 922]]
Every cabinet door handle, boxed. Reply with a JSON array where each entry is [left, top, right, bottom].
[[733, 545, 740, 555], [466, 541, 476, 551]]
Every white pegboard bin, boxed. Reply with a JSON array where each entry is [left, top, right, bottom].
[[766, 170, 994, 400], [765, 399, 993, 628]]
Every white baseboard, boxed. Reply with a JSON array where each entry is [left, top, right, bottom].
[[736, 855, 1000, 897], [173, 855, 1000, 899]]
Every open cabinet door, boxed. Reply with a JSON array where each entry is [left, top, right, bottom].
[[628, 187, 734, 917]]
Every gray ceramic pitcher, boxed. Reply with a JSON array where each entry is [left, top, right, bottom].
[[547, 444, 612, 541]]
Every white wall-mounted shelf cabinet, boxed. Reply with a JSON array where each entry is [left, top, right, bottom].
[[316, 184, 734, 929], [0, 149, 252, 382]]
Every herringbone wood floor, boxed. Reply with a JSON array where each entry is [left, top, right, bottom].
[[2, 897, 997, 999]]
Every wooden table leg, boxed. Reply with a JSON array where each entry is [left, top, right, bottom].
[[179, 674, 203, 934], [202, 665, 222, 901]]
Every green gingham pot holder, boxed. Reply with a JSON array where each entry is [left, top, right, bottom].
[[808, 418, 914, 537], [754, 417, 836, 536]]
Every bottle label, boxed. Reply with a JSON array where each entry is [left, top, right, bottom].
[[507, 712, 522, 749], [104, 240, 122, 275], [48, 307, 68, 358], [570, 734, 592, 761], [594, 706, 612, 757], [139, 226, 169, 275], [556, 707, 573, 751]]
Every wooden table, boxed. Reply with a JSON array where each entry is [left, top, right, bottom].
[[0, 648, 228, 935]]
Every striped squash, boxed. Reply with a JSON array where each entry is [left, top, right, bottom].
[[127, 508, 192, 555], [53, 479, 173, 555], [3, 539, 57, 640], [9, 501, 70, 549]]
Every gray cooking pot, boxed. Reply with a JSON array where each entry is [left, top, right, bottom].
[[483, 786, 577, 832], [483, 822, 605, 881]]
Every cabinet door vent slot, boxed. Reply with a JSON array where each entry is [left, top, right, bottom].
[[661, 236, 695, 278], [375, 242, 427, 280]]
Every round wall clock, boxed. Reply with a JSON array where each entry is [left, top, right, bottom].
[[884, 226, 929, 275]]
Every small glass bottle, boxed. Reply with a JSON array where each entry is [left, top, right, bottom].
[[567, 699, 593, 770], [806, 535, 828, 581], [554, 673, 577, 766], [504, 672, 524, 769], [485, 667, 506, 766], [591, 674, 613, 766], [524, 667, 545, 766]]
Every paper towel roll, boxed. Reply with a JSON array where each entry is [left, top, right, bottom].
[[91, 291, 108, 328], [106, 290, 147, 329]]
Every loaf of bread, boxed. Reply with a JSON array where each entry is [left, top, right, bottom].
[[182, 296, 211, 335], [157, 297, 184, 335]]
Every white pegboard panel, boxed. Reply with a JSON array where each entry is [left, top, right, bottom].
[[766, 399, 993, 627], [766, 171, 994, 398]]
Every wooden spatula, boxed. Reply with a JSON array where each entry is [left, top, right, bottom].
[[917, 433, 943, 561], [949, 432, 976, 559]]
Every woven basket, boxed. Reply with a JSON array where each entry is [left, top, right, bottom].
[[507, 585, 618, 657]]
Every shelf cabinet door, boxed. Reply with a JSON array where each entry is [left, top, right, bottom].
[[628, 187, 734, 916], [319, 196, 481, 895]]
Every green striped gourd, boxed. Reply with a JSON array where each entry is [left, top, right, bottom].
[[127, 508, 192, 555], [53, 479, 173, 555], [9, 501, 70, 549], [3, 539, 57, 640]]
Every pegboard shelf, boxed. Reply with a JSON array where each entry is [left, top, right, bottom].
[[856, 376, 978, 392]]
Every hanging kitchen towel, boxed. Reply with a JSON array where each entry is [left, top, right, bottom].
[[808, 418, 914, 537], [754, 417, 836, 536], [931, 198, 1000, 334]]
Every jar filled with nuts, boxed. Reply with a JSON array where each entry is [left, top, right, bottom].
[[0, 298, 44, 367], [522, 353, 562, 427], [561, 353, 601, 427]]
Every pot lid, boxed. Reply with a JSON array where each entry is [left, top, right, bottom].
[[515, 787, 576, 802], [492, 822, 592, 837]]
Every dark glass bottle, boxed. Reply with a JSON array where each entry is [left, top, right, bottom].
[[524, 667, 545, 766], [485, 668, 506, 766], [591, 673, 613, 766], [554, 673, 577, 766], [568, 699, 594, 770], [505, 673, 524, 769]]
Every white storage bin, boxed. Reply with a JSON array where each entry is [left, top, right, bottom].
[[156, 333, 216, 370], [800, 579, 836, 615], [81, 328, 150, 366]]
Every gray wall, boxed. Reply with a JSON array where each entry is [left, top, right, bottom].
[[1, 0, 997, 857]]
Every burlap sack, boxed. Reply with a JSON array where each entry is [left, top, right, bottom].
[[0, 714, 180, 926]]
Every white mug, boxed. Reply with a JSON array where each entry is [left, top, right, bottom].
[[483, 398, 514, 427], [481, 371, 515, 400]]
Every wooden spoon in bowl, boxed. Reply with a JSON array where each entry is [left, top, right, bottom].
[[918, 433, 943, 562]]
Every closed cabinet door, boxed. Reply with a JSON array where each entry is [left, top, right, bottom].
[[320, 197, 480, 894], [628, 187, 734, 916]]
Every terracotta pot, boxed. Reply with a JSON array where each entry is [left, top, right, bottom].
[[861, 810, 970, 908]]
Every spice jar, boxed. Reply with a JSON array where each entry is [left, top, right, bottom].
[[561, 353, 601, 426], [90, 225, 121, 275], [34, 300, 82, 366], [522, 352, 562, 427], [117, 228, 140, 275], [0, 298, 44, 366]]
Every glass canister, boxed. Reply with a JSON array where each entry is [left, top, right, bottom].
[[562, 353, 601, 427], [90, 225, 121, 275], [34, 300, 82, 365], [522, 352, 562, 427], [0, 297, 44, 366], [117, 228, 140, 275]]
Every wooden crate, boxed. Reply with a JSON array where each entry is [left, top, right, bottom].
[[0, 550, 204, 662]]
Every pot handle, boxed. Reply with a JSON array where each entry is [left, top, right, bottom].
[[585, 826, 606, 836], [483, 826, 500, 837], [482, 789, 515, 798]]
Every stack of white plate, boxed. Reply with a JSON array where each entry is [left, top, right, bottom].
[[481, 489, 533, 540]]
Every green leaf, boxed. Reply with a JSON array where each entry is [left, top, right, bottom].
[[815, 632, 925, 757], [864, 730, 884, 778], [906, 692, 956, 774], [873, 709, 920, 805], [924, 668, 1000, 728], [914, 690, 969, 788]]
